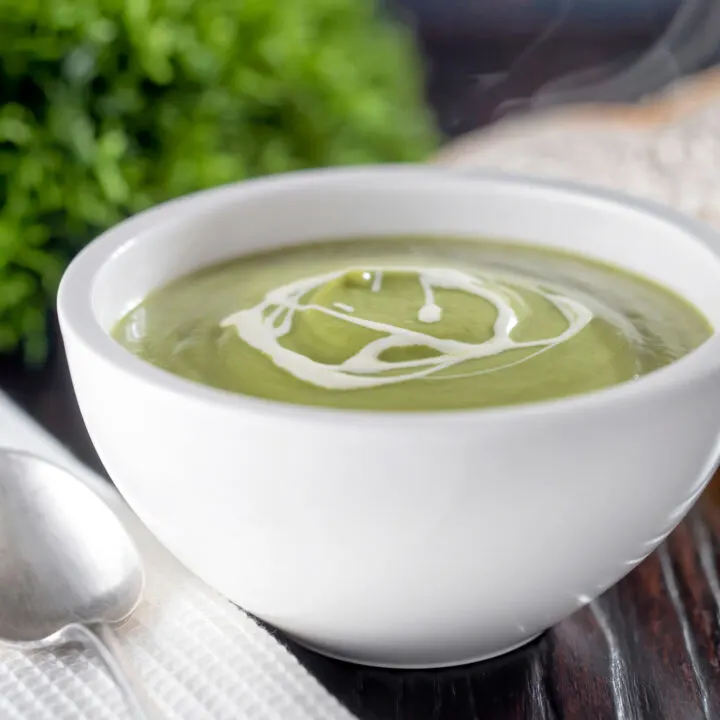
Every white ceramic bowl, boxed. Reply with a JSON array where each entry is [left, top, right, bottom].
[[58, 167, 720, 668]]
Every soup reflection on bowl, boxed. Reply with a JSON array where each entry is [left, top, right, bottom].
[[58, 167, 720, 668]]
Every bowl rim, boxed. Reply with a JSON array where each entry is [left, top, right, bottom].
[[57, 164, 720, 427]]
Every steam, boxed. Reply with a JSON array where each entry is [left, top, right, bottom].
[[533, 0, 720, 108], [494, 0, 720, 117]]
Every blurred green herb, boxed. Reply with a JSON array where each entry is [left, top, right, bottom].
[[0, 0, 438, 363]]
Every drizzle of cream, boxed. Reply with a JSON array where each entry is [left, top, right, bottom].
[[221, 266, 594, 390], [333, 302, 355, 313], [418, 273, 443, 324]]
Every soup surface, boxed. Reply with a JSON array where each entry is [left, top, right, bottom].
[[113, 237, 712, 411]]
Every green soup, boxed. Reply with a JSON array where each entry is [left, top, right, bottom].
[[113, 237, 712, 411]]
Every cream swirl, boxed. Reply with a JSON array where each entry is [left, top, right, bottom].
[[220, 267, 594, 390]]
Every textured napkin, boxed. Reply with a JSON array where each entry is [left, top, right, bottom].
[[0, 391, 355, 720]]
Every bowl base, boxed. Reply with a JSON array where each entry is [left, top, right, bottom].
[[289, 631, 545, 670]]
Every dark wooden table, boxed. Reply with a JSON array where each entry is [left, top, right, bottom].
[[4, 30, 720, 720]]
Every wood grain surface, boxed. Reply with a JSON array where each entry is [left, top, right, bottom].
[[5, 32, 720, 720]]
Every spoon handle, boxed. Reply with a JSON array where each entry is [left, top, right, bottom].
[[71, 623, 158, 720]]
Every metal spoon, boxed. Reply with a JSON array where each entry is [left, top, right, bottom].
[[0, 449, 155, 719]]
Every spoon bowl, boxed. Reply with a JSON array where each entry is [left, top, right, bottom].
[[0, 449, 154, 718], [0, 450, 143, 646]]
